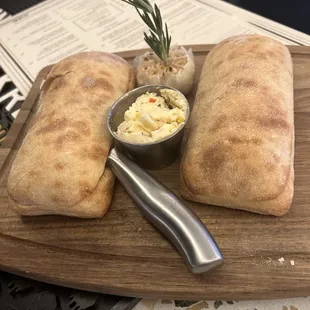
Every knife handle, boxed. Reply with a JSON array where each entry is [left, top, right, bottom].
[[108, 148, 223, 274]]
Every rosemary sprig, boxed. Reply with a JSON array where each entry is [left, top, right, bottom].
[[120, 0, 172, 65]]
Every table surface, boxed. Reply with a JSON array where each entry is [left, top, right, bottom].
[[1, 0, 310, 309]]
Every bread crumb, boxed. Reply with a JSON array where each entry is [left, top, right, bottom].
[[290, 260, 295, 266], [138, 227, 142, 233], [278, 257, 285, 263]]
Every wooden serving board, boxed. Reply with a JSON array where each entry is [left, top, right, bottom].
[[1, 45, 310, 301]]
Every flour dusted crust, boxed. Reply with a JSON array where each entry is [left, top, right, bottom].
[[8, 51, 135, 218], [180, 35, 294, 216]]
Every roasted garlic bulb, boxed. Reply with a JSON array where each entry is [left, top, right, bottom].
[[134, 45, 195, 95]]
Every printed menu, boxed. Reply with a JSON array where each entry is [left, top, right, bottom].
[[0, 0, 289, 81]]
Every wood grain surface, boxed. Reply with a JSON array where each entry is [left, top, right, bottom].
[[1, 45, 310, 300]]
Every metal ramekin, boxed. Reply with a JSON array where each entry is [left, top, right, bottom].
[[107, 85, 190, 170]]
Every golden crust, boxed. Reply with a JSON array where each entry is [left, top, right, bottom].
[[180, 35, 294, 216], [9, 168, 115, 218], [8, 52, 133, 217]]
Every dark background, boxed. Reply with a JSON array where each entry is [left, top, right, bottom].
[[238, 0, 310, 35]]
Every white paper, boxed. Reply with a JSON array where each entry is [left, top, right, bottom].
[[0, 0, 295, 82], [199, 0, 310, 46], [0, 9, 9, 21]]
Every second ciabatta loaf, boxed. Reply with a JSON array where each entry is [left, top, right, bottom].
[[180, 35, 294, 216]]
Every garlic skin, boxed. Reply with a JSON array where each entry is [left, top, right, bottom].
[[133, 45, 195, 95]]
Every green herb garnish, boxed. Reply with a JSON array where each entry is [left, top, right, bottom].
[[120, 0, 171, 65]]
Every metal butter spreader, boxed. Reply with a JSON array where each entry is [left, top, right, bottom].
[[106, 85, 223, 274]]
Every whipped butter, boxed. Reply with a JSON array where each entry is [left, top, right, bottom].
[[116, 89, 187, 144]]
